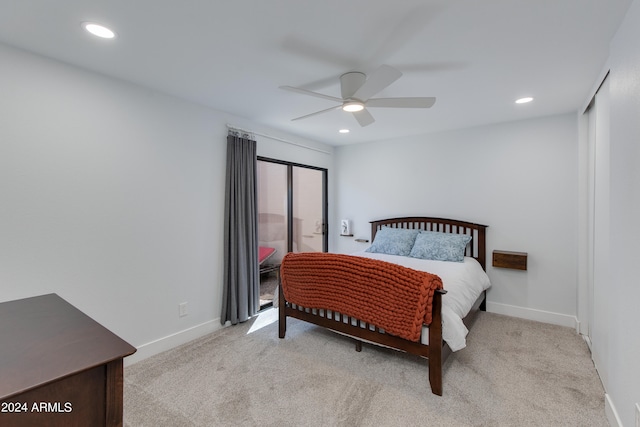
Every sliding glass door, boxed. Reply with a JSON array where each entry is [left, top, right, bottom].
[[256, 158, 327, 307]]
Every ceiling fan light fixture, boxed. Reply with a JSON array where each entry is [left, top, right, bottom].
[[281, 65, 435, 127], [342, 101, 364, 112]]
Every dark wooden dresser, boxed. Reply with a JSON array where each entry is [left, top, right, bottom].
[[0, 293, 136, 427]]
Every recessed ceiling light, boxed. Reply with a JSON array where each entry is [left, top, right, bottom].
[[82, 22, 116, 39], [339, 129, 350, 134], [515, 97, 533, 104]]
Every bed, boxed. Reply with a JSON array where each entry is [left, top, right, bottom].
[[278, 216, 489, 395]]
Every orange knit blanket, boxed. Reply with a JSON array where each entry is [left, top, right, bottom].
[[280, 252, 443, 342]]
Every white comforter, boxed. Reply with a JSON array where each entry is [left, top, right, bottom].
[[352, 251, 491, 351]]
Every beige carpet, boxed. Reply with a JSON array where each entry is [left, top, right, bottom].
[[124, 311, 607, 427]]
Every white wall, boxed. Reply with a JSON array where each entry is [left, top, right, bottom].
[[0, 42, 332, 363], [333, 114, 579, 326], [598, 0, 640, 424]]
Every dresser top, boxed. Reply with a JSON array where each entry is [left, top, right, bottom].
[[0, 293, 136, 400]]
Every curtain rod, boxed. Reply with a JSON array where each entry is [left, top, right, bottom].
[[226, 124, 331, 155]]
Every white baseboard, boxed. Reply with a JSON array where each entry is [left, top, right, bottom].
[[486, 302, 578, 329], [124, 318, 223, 366], [605, 393, 623, 427], [582, 334, 592, 351]]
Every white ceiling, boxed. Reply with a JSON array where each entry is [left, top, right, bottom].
[[0, 0, 632, 145]]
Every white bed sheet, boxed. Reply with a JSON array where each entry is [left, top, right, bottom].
[[352, 251, 491, 351]]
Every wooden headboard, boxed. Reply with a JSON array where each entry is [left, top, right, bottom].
[[370, 217, 488, 270]]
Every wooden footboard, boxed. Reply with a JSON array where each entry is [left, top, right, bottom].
[[278, 285, 448, 394], [278, 216, 488, 396], [279, 284, 487, 396]]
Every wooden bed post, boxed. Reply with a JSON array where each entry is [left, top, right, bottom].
[[278, 282, 286, 338], [428, 289, 445, 396], [477, 227, 487, 271]]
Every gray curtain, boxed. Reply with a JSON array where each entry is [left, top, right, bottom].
[[221, 132, 259, 325]]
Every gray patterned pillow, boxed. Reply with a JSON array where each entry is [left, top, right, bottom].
[[409, 231, 471, 262], [365, 227, 420, 256]]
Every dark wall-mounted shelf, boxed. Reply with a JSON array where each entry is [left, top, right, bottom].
[[492, 250, 528, 270]]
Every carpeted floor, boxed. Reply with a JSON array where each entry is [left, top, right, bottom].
[[123, 311, 607, 427]]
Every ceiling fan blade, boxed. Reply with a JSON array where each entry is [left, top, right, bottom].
[[366, 97, 436, 108], [291, 105, 342, 122], [280, 86, 343, 103], [352, 64, 402, 101], [352, 108, 375, 127]]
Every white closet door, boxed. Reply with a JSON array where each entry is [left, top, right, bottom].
[[588, 75, 610, 388]]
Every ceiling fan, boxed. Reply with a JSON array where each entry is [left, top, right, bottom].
[[280, 64, 436, 127]]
